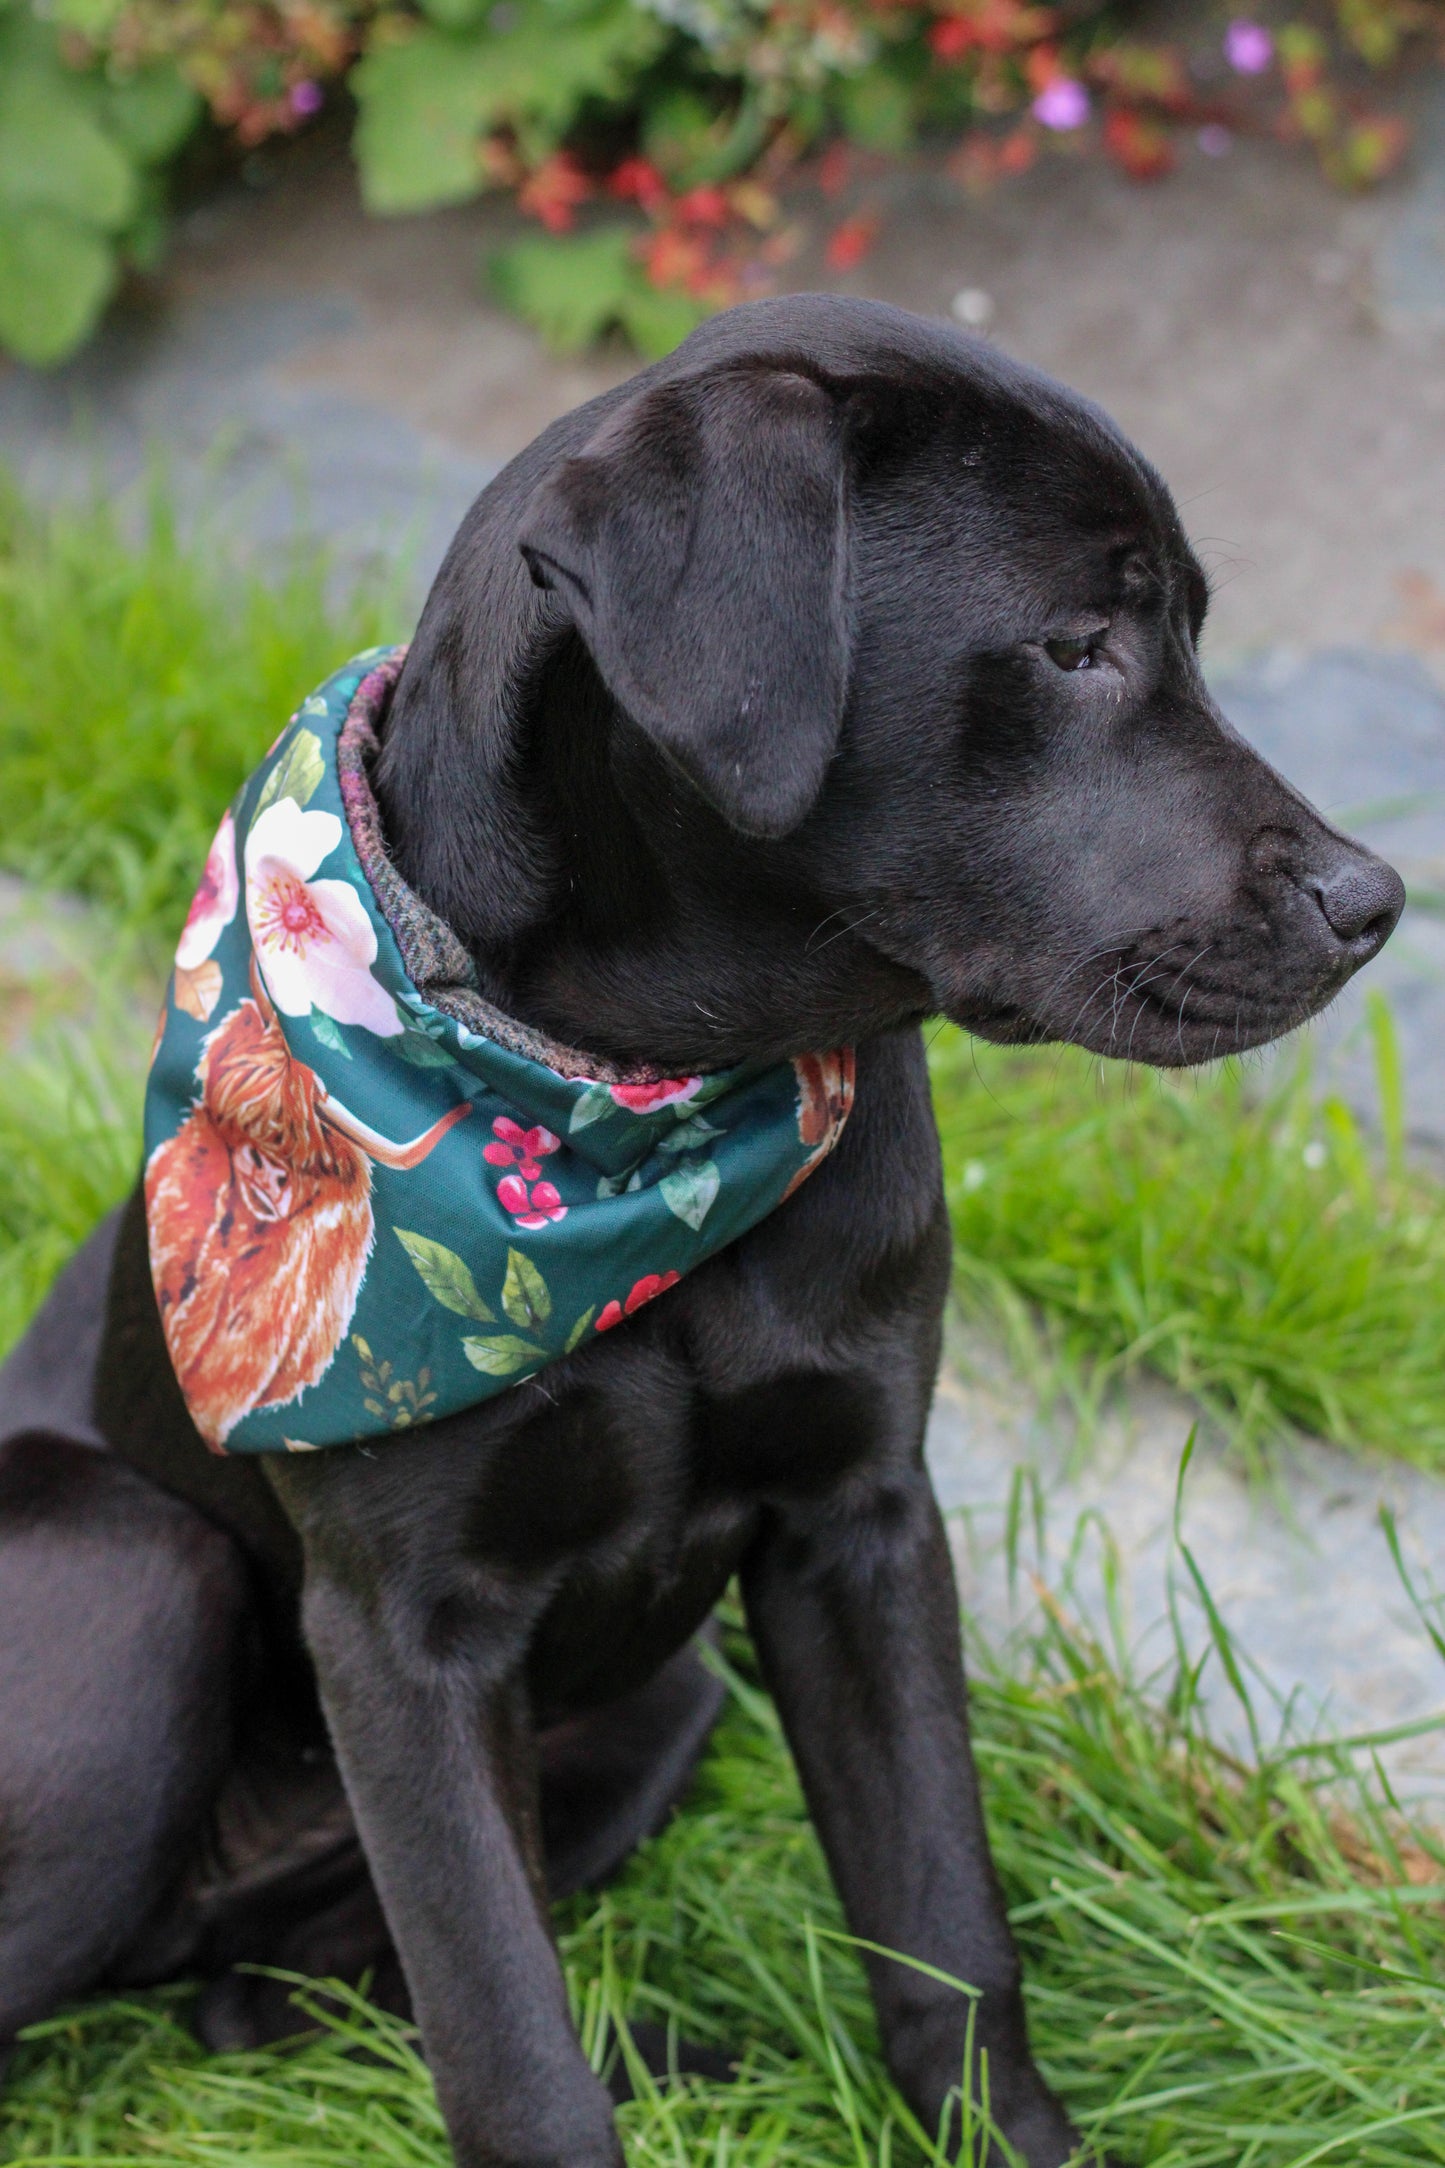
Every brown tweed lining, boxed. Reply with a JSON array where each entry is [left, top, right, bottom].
[[336, 650, 648, 1086]]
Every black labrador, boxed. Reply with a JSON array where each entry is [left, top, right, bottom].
[[0, 296, 1403, 2166]]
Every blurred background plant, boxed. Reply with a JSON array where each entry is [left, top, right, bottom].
[[1, 0, 1440, 367]]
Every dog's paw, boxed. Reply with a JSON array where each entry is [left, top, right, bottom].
[[988, 2082, 1115, 2168], [193, 1969, 312, 2053]]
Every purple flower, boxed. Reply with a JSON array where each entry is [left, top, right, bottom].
[[290, 79, 325, 118], [1197, 123, 1233, 155], [1032, 78, 1090, 131], [1223, 20, 1273, 73]]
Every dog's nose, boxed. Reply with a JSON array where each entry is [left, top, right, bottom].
[[1302, 852, 1405, 960]]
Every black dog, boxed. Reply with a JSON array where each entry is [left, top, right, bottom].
[[0, 297, 1403, 2165]]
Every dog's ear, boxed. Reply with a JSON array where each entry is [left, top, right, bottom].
[[518, 366, 850, 840]]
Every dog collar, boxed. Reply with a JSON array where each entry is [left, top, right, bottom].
[[143, 648, 854, 1455]]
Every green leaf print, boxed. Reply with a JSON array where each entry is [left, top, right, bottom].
[[502, 1248, 552, 1332], [462, 1333, 543, 1377], [563, 1306, 596, 1353], [569, 1081, 618, 1132], [394, 1229, 496, 1321], [393, 1024, 456, 1068], [310, 1009, 352, 1059], [255, 726, 325, 815], [659, 1155, 720, 1231], [657, 1113, 725, 1153]]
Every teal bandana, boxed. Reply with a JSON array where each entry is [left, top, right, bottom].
[[144, 648, 855, 1455]]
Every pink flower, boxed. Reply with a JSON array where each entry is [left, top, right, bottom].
[[177, 812, 239, 970], [1032, 78, 1090, 129], [1223, 20, 1273, 72], [290, 79, 324, 117], [483, 1115, 561, 1181], [595, 1271, 681, 1332], [173, 810, 240, 1022], [497, 1174, 567, 1230], [245, 797, 401, 1037], [608, 1077, 703, 1114]]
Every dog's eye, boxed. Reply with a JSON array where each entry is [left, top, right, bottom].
[[1044, 634, 1098, 672]]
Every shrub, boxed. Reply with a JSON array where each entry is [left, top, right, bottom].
[[1, 0, 1439, 367]]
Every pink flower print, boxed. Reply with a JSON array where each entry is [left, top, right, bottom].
[[177, 812, 239, 970], [174, 811, 239, 1021], [484, 1116, 561, 1181], [595, 1271, 681, 1332], [245, 798, 401, 1037], [608, 1077, 702, 1114], [496, 1174, 567, 1230]]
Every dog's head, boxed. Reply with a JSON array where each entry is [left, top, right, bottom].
[[385, 297, 1401, 1071]]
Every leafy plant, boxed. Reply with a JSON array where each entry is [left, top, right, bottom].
[[353, 0, 667, 211], [4, 0, 1439, 369], [489, 226, 703, 358], [0, 5, 197, 365]]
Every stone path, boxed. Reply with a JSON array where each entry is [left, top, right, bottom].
[[3, 89, 1445, 1793], [927, 1334, 1445, 1800]]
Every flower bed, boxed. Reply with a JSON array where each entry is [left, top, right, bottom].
[[0, 1, 1438, 372]]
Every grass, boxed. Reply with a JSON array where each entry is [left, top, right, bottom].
[[930, 1008, 1445, 1470], [0, 471, 392, 944], [5, 471, 1445, 2163], [5, 1600, 1445, 2168]]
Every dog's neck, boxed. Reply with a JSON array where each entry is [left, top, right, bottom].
[[376, 609, 925, 1075]]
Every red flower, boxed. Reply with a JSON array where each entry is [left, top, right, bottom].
[[1102, 107, 1175, 178], [607, 1076, 702, 1114], [496, 1174, 567, 1230], [825, 214, 881, 272], [518, 153, 592, 233], [639, 226, 714, 294], [675, 185, 730, 229], [930, 16, 977, 59], [484, 1115, 561, 1181], [817, 142, 852, 196], [609, 155, 669, 212], [595, 1271, 681, 1332]]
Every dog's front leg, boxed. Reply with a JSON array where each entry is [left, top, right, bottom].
[[269, 1455, 621, 2168], [741, 1467, 1079, 2166]]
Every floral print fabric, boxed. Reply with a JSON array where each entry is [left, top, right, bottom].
[[144, 650, 855, 1456]]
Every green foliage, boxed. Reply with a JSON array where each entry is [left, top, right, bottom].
[[0, 8, 197, 365], [3, 0, 1435, 370], [489, 226, 705, 355], [352, 0, 667, 211], [0, 472, 391, 945], [0, 1013, 143, 1363], [929, 1020, 1445, 1468]]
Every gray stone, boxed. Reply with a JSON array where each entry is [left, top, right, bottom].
[[0, 284, 497, 596], [1210, 648, 1445, 1146], [1379, 77, 1445, 330], [926, 1333, 1445, 1802]]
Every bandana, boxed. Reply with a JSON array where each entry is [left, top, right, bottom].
[[144, 648, 854, 1455]]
